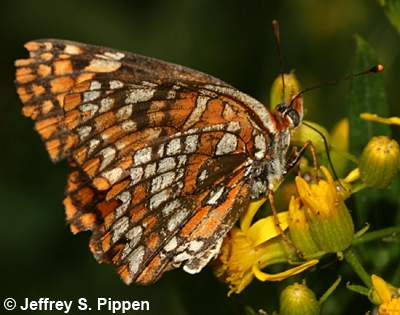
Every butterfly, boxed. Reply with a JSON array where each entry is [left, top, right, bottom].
[[14, 39, 303, 285]]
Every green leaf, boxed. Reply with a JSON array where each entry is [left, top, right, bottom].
[[378, 0, 400, 34], [348, 35, 390, 156], [347, 35, 394, 225]]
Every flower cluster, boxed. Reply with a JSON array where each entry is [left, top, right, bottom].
[[213, 72, 400, 314]]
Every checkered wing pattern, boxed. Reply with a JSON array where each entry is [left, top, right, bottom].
[[15, 39, 272, 284]]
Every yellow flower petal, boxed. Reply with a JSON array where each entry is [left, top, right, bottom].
[[360, 113, 400, 126], [372, 275, 393, 304], [252, 259, 319, 282], [343, 168, 360, 184], [240, 198, 266, 232], [247, 212, 289, 246]]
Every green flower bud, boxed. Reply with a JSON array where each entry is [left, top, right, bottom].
[[270, 72, 300, 110], [288, 197, 321, 257], [280, 283, 320, 315], [359, 136, 400, 189], [295, 167, 354, 253]]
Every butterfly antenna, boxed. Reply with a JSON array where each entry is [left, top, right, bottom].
[[272, 20, 286, 104], [302, 121, 341, 183], [289, 64, 384, 108], [296, 64, 384, 184]]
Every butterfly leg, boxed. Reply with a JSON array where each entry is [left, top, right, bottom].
[[268, 190, 304, 259], [285, 140, 319, 180]]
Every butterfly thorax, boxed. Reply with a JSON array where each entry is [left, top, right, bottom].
[[248, 99, 303, 199], [248, 128, 291, 199]]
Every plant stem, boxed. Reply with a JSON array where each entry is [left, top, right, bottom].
[[319, 276, 342, 305], [352, 225, 400, 246], [344, 248, 372, 288], [346, 283, 370, 296]]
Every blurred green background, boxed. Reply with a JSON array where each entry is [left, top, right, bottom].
[[1, 1, 399, 314]]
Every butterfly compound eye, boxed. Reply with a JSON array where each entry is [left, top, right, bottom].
[[285, 108, 300, 128]]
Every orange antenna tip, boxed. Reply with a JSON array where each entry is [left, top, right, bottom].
[[373, 64, 384, 73]]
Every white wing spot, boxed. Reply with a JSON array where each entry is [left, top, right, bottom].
[[64, 44, 82, 55], [103, 51, 125, 60], [125, 88, 155, 104], [164, 237, 177, 252], [151, 171, 175, 193], [83, 91, 100, 102], [99, 97, 114, 113], [90, 80, 101, 90], [188, 240, 204, 252], [80, 103, 98, 120], [254, 134, 267, 160], [158, 157, 176, 173], [77, 126, 92, 140], [128, 246, 145, 275], [184, 135, 199, 153], [112, 216, 129, 243], [116, 104, 133, 120], [134, 147, 152, 165], [99, 147, 116, 170], [88, 138, 100, 154], [227, 121, 240, 132], [144, 163, 157, 178], [115, 191, 132, 218], [183, 95, 209, 129], [198, 170, 208, 182], [85, 59, 121, 72], [129, 167, 143, 186], [206, 186, 225, 205], [168, 209, 189, 232], [177, 155, 187, 168], [149, 190, 169, 210], [166, 138, 181, 156], [109, 80, 124, 89], [161, 200, 181, 216], [102, 167, 123, 185], [216, 133, 237, 155], [121, 120, 137, 132], [126, 225, 143, 240]]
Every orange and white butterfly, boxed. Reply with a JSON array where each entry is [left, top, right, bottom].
[[15, 39, 303, 285]]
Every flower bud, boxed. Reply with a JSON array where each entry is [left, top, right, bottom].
[[288, 196, 321, 257], [280, 283, 320, 315], [359, 136, 400, 189], [270, 72, 300, 110], [295, 167, 354, 253]]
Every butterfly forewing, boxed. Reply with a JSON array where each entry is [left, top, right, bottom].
[[15, 39, 274, 284]]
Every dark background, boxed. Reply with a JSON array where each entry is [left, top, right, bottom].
[[1, 1, 399, 314]]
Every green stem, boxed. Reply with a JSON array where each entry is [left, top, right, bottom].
[[319, 276, 342, 305], [352, 225, 400, 246], [346, 283, 370, 296], [343, 248, 372, 288]]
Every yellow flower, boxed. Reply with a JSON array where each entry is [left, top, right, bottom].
[[214, 200, 318, 295], [295, 167, 354, 252], [371, 275, 400, 315]]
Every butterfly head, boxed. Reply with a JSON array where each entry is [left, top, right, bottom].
[[274, 95, 303, 130]]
